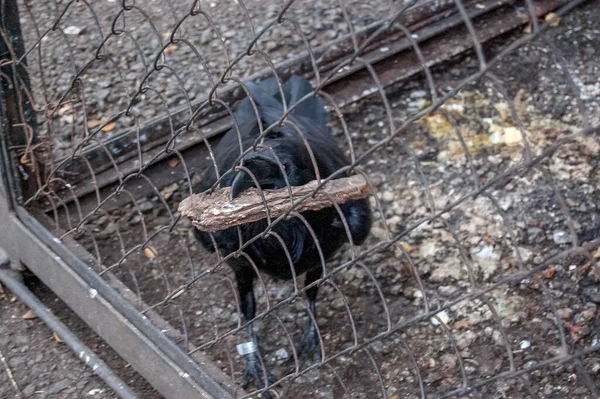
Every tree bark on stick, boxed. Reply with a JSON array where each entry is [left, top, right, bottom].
[[178, 175, 371, 232]]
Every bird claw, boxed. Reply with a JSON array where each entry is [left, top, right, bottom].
[[286, 326, 322, 369], [241, 352, 277, 396]]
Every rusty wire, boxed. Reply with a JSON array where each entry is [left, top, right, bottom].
[[1, 0, 599, 398]]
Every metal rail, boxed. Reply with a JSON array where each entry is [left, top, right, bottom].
[[0, 268, 138, 399]]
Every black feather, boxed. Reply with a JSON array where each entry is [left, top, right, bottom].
[[195, 75, 372, 279]]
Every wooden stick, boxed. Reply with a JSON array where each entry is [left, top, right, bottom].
[[178, 175, 371, 232]]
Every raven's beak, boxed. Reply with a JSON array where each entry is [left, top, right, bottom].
[[230, 171, 254, 200]]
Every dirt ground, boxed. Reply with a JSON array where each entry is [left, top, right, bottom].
[[2, 1, 600, 399]]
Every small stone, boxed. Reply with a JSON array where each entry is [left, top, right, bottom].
[[440, 353, 458, 370], [552, 231, 570, 244], [491, 330, 504, 346], [324, 30, 337, 40], [557, 308, 573, 320], [456, 330, 478, 349], [410, 90, 427, 99], [382, 191, 394, 202], [0, 246, 9, 265], [330, 298, 345, 310], [315, 387, 334, 399], [23, 384, 36, 397], [64, 26, 83, 35], [430, 261, 463, 282], [8, 356, 25, 368], [371, 226, 387, 240], [438, 285, 458, 296], [138, 201, 154, 214], [514, 247, 533, 263], [275, 348, 288, 360], [389, 284, 403, 295], [520, 340, 531, 350], [419, 242, 437, 259], [528, 227, 543, 240], [47, 378, 72, 394], [201, 29, 214, 44], [473, 245, 500, 261], [580, 308, 596, 321], [431, 310, 450, 326]]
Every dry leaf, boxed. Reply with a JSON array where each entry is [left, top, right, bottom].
[[101, 122, 117, 132], [160, 183, 179, 200], [545, 12, 560, 27], [488, 124, 524, 146], [23, 309, 37, 319], [144, 246, 157, 260], [541, 265, 556, 279], [564, 322, 582, 341], [87, 119, 104, 129], [167, 158, 181, 168], [57, 104, 71, 116], [53, 331, 64, 343], [61, 114, 75, 124], [164, 44, 179, 54], [400, 242, 413, 252], [151, 269, 162, 279], [424, 113, 453, 138], [453, 320, 475, 330]]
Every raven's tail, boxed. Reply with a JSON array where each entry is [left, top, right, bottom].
[[234, 75, 329, 127]]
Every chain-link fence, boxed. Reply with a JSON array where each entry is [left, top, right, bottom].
[[1, 0, 599, 397]]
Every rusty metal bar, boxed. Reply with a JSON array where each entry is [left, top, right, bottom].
[[327, 0, 573, 106], [0, 268, 139, 399], [0, 0, 40, 202]]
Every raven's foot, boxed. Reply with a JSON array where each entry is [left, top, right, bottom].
[[241, 352, 277, 397], [286, 325, 322, 369]]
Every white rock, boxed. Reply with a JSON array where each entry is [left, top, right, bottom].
[[431, 310, 450, 326], [553, 230, 570, 244], [275, 348, 289, 360], [473, 245, 501, 261], [419, 242, 438, 259], [64, 26, 83, 35]]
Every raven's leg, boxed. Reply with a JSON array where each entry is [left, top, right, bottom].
[[235, 268, 276, 392], [291, 267, 323, 365]]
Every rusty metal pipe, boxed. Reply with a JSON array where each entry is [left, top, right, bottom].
[[0, 267, 138, 399]]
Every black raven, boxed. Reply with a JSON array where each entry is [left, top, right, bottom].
[[194, 75, 371, 391]]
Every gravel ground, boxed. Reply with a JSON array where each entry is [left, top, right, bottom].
[[5, 0, 600, 399], [18, 0, 413, 161]]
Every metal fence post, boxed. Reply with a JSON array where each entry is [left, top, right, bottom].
[[0, 0, 41, 204]]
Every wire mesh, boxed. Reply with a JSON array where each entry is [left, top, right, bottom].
[[2, 0, 599, 397]]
